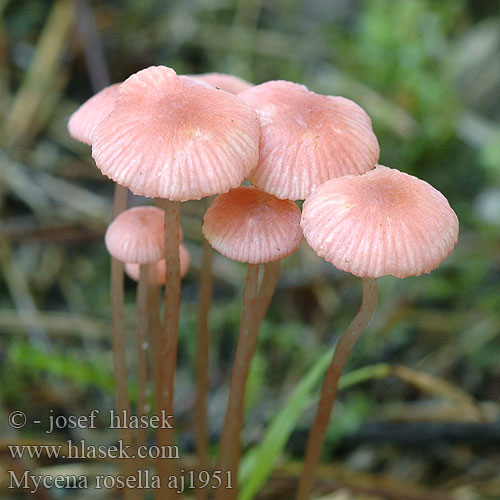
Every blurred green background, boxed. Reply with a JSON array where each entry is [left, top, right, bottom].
[[1, 0, 500, 498]]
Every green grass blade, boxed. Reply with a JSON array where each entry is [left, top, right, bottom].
[[239, 347, 333, 499], [239, 353, 391, 500]]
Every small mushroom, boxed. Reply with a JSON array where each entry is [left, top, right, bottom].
[[238, 80, 380, 200], [68, 72, 252, 146], [301, 165, 459, 278], [104, 204, 184, 464], [297, 165, 459, 499], [202, 185, 303, 264], [105, 205, 180, 264], [92, 65, 260, 201], [203, 186, 303, 497]]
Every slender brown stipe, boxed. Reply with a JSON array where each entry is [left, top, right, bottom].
[[216, 264, 260, 499], [296, 278, 378, 500], [195, 223, 214, 500], [156, 200, 181, 500], [136, 264, 150, 450]]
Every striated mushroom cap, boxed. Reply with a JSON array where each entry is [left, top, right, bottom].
[[203, 186, 303, 264], [189, 72, 253, 94], [68, 83, 121, 145], [301, 166, 459, 278], [238, 80, 380, 200], [92, 66, 260, 201], [125, 244, 190, 284], [105, 205, 183, 264], [67, 74, 213, 147]]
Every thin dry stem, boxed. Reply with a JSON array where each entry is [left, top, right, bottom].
[[256, 260, 280, 323], [150, 199, 164, 404], [112, 184, 128, 219], [296, 278, 378, 500], [215, 260, 281, 499], [110, 186, 139, 500], [148, 269, 162, 407], [195, 229, 214, 500], [156, 200, 181, 499], [216, 264, 260, 499], [136, 264, 150, 450]]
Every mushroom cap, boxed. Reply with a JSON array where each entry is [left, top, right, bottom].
[[238, 80, 380, 200], [105, 205, 183, 264], [125, 244, 190, 284], [202, 186, 303, 264], [189, 72, 253, 94], [68, 83, 121, 145], [92, 66, 260, 201], [67, 74, 214, 146], [301, 166, 459, 278]]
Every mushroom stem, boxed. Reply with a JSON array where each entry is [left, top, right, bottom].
[[148, 269, 162, 408], [195, 228, 214, 498], [136, 264, 150, 452], [215, 260, 281, 499], [150, 199, 164, 402], [156, 200, 181, 498], [112, 184, 128, 219], [256, 260, 280, 323], [110, 185, 139, 499], [216, 264, 259, 499], [296, 277, 378, 500], [110, 257, 136, 495]]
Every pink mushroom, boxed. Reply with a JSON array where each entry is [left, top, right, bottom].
[[92, 66, 260, 201], [297, 165, 459, 499], [238, 80, 380, 200], [203, 186, 303, 498], [104, 205, 180, 264], [203, 186, 303, 264], [302, 166, 459, 278], [67, 72, 252, 146], [104, 204, 185, 471]]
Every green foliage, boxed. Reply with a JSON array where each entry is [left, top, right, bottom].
[[481, 131, 500, 179], [3, 340, 114, 398], [347, 1, 456, 125], [245, 354, 266, 415], [239, 346, 333, 500], [240, 361, 392, 499]]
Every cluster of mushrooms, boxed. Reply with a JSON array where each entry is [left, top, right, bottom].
[[68, 65, 459, 500]]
